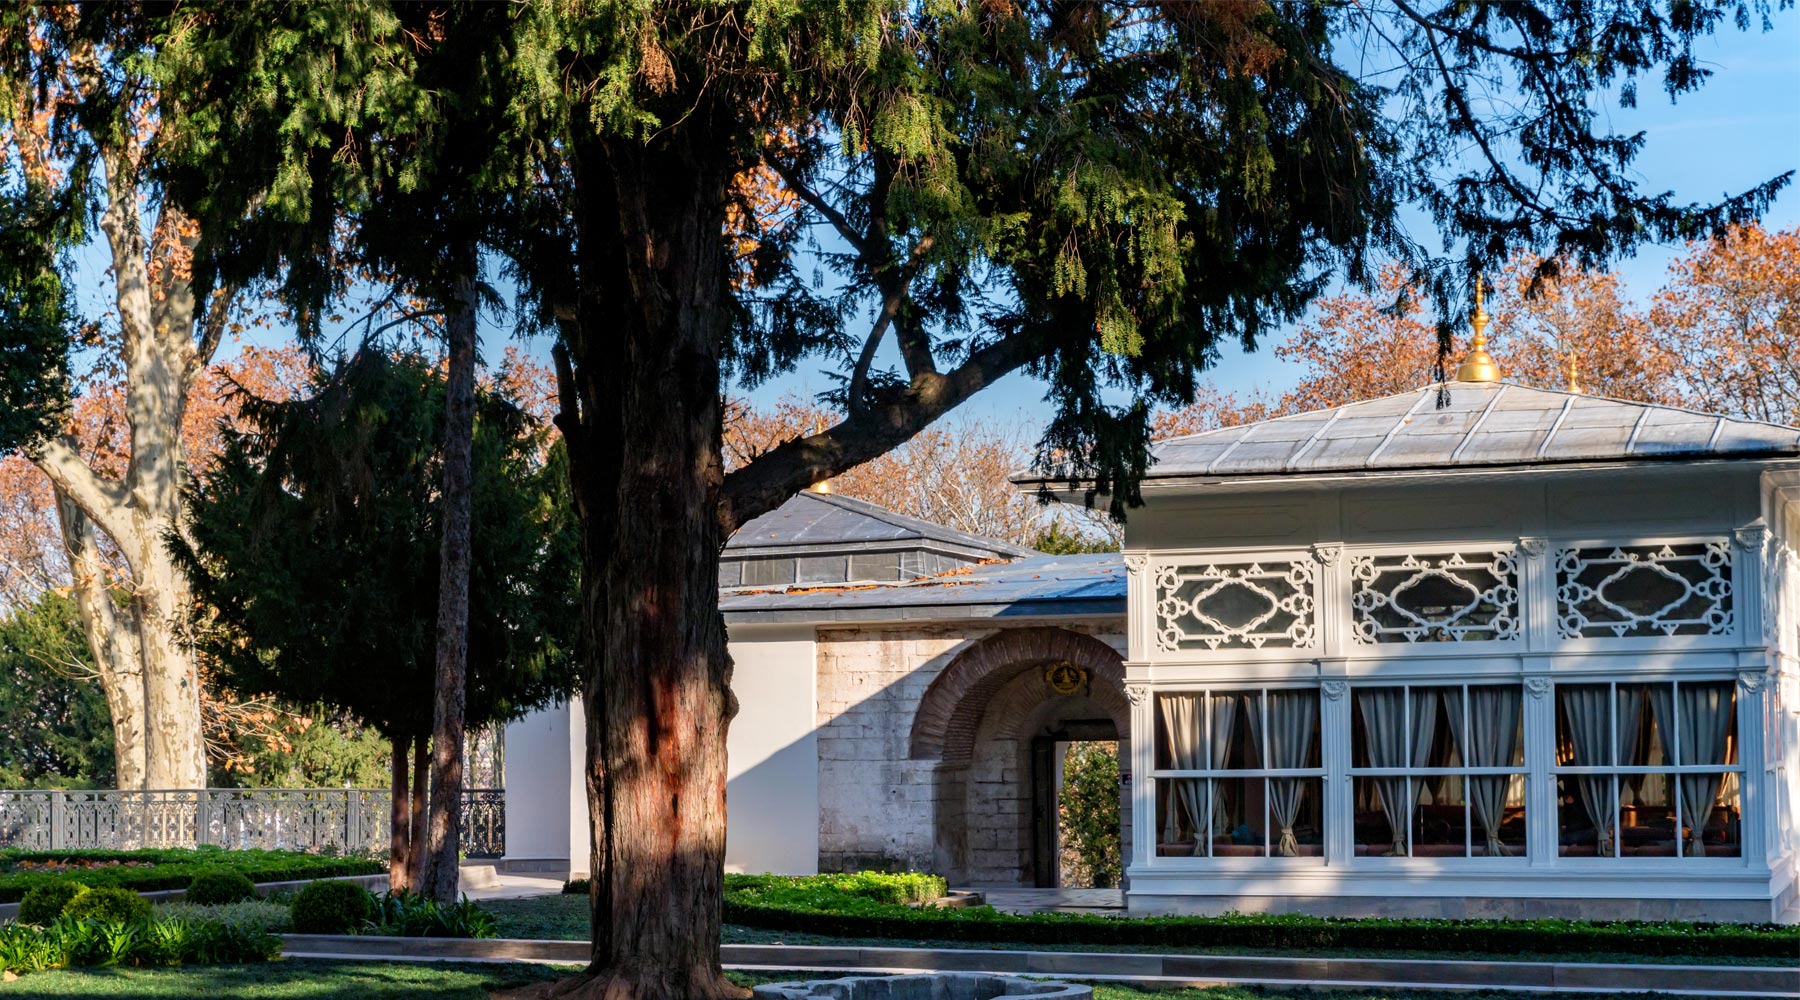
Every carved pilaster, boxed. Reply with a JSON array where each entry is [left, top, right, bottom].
[[1525, 676, 1551, 699], [1738, 670, 1769, 694], [1736, 525, 1769, 552], [1322, 679, 1348, 702], [1311, 544, 1342, 567]]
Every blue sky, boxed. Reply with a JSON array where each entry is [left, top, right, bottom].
[[738, 14, 1800, 424], [77, 15, 1799, 427]]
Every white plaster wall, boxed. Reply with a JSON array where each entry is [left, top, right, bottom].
[[725, 625, 820, 874], [502, 700, 574, 868], [568, 695, 588, 878]]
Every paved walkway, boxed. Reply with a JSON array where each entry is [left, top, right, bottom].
[[961, 887, 1125, 914], [459, 870, 566, 901]]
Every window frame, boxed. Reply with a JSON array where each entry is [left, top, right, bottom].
[[1148, 685, 1326, 862], [1345, 681, 1528, 861], [1550, 677, 1746, 861]]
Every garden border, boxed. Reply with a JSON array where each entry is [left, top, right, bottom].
[[274, 935, 1800, 997], [0, 874, 387, 922]]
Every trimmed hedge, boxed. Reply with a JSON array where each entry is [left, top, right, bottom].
[[63, 886, 154, 924], [0, 847, 382, 903], [16, 882, 83, 925], [722, 873, 1800, 960], [291, 880, 375, 934], [185, 869, 258, 905]]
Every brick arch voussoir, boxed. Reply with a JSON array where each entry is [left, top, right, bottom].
[[908, 626, 1126, 765]]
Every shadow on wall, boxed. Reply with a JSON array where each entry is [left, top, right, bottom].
[[725, 625, 1130, 886]]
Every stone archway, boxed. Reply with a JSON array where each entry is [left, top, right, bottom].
[[908, 627, 1129, 886]]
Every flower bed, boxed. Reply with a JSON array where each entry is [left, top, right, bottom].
[[0, 847, 383, 903], [720, 873, 1799, 960]]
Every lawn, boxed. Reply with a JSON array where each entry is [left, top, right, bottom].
[[0, 961, 1716, 1000], [482, 894, 1799, 968]]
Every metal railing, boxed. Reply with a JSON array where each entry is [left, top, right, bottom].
[[0, 788, 504, 858]]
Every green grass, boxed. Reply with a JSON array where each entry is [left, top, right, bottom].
[[0, 961, 1730, 1000], [481, 895, 1800, 968]]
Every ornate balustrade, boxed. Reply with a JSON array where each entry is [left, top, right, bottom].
[[0, 788, 503, 857]]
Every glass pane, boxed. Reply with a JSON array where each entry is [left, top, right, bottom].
[[1153, 778, 1207, 857], [1690, 772, 1742, 858], [1557, 684, 1616, 766], [1621, 773, 1678, 857], [1555, 542, 1734, 638], [1466, 684, 1525, 767], [1412, 775, 1467, 857], [1154, 693, 1205, 771], [1558, 773, 1613, 857], [1156, 562, 1316, 650], [1470, 773, 1527, 857], [1218, 692, 1263, 770], [1256, 689, 1318, 769], [1353, 776, 1407, 856], [1268, 777, 1321, 857], [1210, 776, 1268, 857]]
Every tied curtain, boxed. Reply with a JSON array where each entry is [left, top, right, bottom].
[[1560, 685, 1641, 857], [1248, 690, 1317, 857], [1356, 687, 1438, 856], [1649, 682, 1735, 856], [1158, 694, 1207, 855], [1446, 686, 1522, 857], [1209, 694, 1237, 841]]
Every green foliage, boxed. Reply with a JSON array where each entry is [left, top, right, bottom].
[[1031, 519, 1119, 556], [181, 870, 257, 906], [723, 875, 1798, 960], [1058, 742, 1121, 888], [0, 914, 279, 975], [62, 887, 153, 925], [369, 890, 496, 939], [16, 882, 83, 925], [0, 848, 383, 903], [289, 880, 375, 935], [559, 878, 588, 896], [153, 900, 291, 936], [0, 594, 116, 788], [173, 351, 579, 750], [221, 713, 392, 790], [724, 873, 947, 915]]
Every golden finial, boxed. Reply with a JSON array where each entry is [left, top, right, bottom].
[[1567, 352, 1582, 394], [808, 478, 835, 494], [1454, 275, 1502, 383]]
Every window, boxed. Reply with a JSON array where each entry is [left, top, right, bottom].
[[1153, 689, 1322, 858], [1153, 561, 1317, 652], [1555, 542, 1734, 639], [1350, 551, 1520, 644], [1349, 684, 1526, 858], [1554, 681, 1741, 858]]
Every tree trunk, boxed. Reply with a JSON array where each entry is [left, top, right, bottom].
[[389, 733, 413, 893], [409, 736, 431, 890], [527, 130, 746, 1000], [421, 269, 479, 904], [52, 488, 148, 790]]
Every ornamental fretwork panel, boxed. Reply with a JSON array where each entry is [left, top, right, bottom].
[[1154, 560, 1316, 652], [1555, 541, 1734, 639], [1350, 551, 1520, 644]]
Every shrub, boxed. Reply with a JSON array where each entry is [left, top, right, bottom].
[[62, 886, 153, 924], [720, 874, 1799, 961], [562, 877, 589, 895], [155, 899, 292, 936], [1058, 742, 1121, 888], [371, 889, 497, 938], [0, 914, 279, 975], [0, 847, 384, 903], [184, 869, 258, 905], [16, 882, 83, 925], [289, 879, 374, 934]]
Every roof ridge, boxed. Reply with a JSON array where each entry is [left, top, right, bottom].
[[807, 492, 1037, 556]]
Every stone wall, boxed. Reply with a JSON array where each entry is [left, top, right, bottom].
[[814, 622, 1128, 882]]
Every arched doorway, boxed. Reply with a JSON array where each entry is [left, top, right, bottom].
[[909, 627, 1130, 886]]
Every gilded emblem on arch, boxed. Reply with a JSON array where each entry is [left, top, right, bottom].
[[1045, 661, 1088, 695]]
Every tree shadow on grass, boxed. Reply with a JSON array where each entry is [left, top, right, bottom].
[[0, 960, 573, 1000]]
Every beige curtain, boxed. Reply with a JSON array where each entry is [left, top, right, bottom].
[[1250, 690, 1317, 857], [1208, 694, 1238, 841], [1158, 694, 1207, 855], [1560, 685, 1640, 856], [1356, 687, 1437, 856], [1650, 682, 1735, 856], [1447, 686, 1522, 856]]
